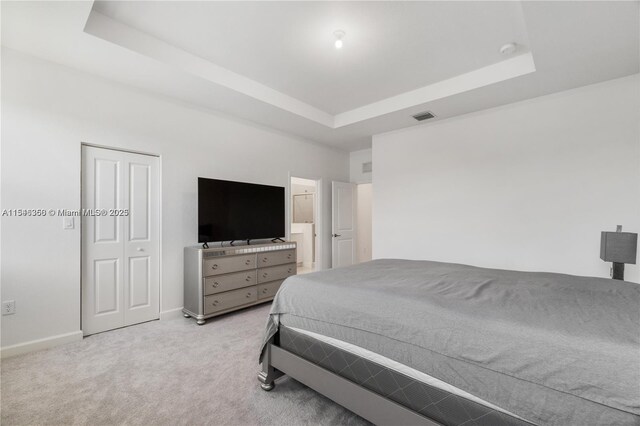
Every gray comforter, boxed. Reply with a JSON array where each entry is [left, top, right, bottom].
[[261, 259, 640, 425]]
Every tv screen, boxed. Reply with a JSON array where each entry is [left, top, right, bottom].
[[198, 178, 285, 243]]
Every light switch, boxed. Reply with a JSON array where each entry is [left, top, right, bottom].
[[63, 217, 74, 230]]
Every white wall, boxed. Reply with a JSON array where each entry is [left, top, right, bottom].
[[350, 148, 372, 184], [373, 74, 640, 283], [356, 183, 373, 263], [0, 48, 349, 351]]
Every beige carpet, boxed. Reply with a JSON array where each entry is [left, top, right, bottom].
[[1, 304, 369, 425]]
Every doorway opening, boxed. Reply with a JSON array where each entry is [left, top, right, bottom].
[[290, 176, 319, 274]]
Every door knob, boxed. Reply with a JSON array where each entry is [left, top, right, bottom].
[[332, 234, 341, 237], [136, 247, 144, 252]]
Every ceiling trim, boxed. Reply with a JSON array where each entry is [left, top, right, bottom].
[[84, 8, 537, 131], [334, 53, 536, 127], [84, 10, 335, 127]]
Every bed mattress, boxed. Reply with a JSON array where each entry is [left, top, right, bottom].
[[282, 326, 530, 426], [261, 259, 640, 426]]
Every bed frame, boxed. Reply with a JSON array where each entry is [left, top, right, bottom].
[[258, 334, 442, 426]]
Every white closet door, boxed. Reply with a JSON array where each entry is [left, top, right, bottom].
[[331, 181, 356, 268], [82, 146, 159, 336], [122, 154, 159, 327]]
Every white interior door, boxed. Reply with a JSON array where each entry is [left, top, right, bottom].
[[331, 181, 356, 268], [82, 146, 159, 336]]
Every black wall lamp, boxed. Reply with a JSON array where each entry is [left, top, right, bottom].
[[600, 225, 638, 280]]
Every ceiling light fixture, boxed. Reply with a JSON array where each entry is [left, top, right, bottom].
[[334, 30, 345, 49], [499, 42, 518, 56]]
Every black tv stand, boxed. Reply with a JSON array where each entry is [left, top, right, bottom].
[[226, 240, 252, 246], [271, 237, 285, 243]]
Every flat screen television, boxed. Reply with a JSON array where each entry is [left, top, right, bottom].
[[198, 177, 285, 243]]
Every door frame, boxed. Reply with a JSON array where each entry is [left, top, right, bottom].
[[80, 142, 163, 333], [287, 172, 324, 272]]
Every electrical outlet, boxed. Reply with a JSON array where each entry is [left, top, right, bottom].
[[2, 300, 16, 315]]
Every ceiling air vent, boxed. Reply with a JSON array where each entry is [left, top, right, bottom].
[[412, 111, 436, 121]]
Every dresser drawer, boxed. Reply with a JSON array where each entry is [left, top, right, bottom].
[[257, 250, 296, 267], [203, 254, 255, 276], [204, 287, 257, 315], [258, 280, 284, 300], [258, 263, 296, 284], [204, 270, 257, 295]]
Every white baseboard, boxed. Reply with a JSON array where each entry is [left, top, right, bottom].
[[160, 307, 184, 320], [1, 330, 83, 359]]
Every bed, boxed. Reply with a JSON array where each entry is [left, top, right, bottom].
[[258, 259, 640, 426]]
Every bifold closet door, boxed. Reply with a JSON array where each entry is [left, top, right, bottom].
[[82, 146, 159, 336]]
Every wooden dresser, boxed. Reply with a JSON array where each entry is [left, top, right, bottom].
[[183, 242, 297, 324]]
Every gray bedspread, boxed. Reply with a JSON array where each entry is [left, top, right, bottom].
[[261, 259, 640, 426]]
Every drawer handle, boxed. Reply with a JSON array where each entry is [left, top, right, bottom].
[[245, 259, 251, 265], [212, 264, 218, 270], [212, 282, 219, 288], [287, 254, 292, 259], [262, 288, 268, 293], [263, 273, 268, 278], [246, 276, 251, 281], [262, 258, 267, 262], [212, 300, 219, 306], [246, 292, 252, 298], [288, 268, 292, 273]]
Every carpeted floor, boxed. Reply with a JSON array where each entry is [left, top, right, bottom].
[[1, 303, 369, 425]]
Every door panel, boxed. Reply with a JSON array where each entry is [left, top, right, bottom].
[[128, 256, 151, 309], [94, 159, 120, 243], [336, 189, 353, 231], [331, 181, 356, 268], [129, 163, 150, 241], [83, 146, 159, 336], [94, 259, 119, 315], [83, 150, 125, 335], [336, 240, 355, 268], [122, 151, 159, 327]]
